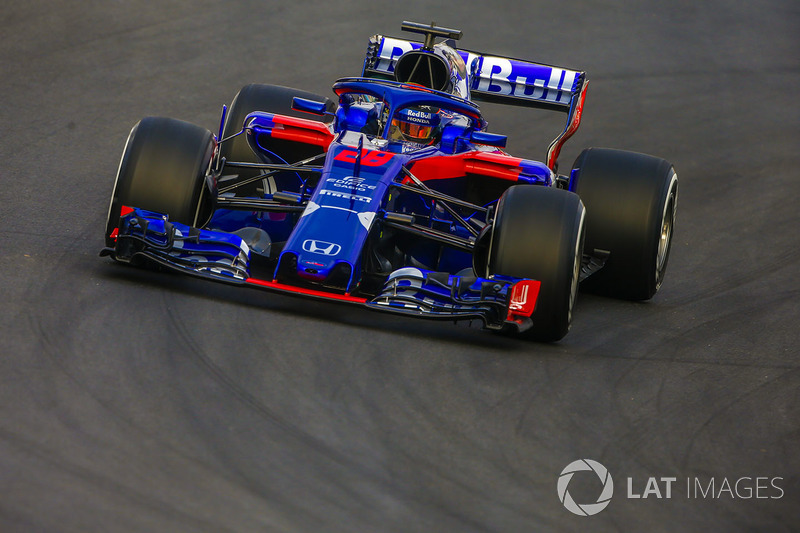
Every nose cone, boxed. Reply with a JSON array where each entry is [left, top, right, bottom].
[[297, 239, 342, 281]]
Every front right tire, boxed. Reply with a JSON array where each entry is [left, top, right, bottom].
[[486, 185, 586, 342]]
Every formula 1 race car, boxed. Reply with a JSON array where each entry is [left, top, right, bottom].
[[102, 21, 678, 341]]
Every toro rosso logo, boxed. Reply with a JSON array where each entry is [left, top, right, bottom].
[[302, 239, 341, 256]]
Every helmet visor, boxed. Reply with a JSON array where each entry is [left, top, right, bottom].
[[399, 121, 432, 142]]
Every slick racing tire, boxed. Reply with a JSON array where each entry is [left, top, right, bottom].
[[488, 185, 586, 342], [105, 117, 215, 247], [572, 148, 678, 300], [218, 84, 336, 195]]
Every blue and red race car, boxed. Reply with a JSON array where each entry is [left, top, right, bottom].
[[102, 21, 678, 341]]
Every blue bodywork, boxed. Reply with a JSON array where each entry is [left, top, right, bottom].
[[103, 29, 588, 333]]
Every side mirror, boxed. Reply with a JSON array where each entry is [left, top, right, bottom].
[[470, 131, 508, 148], [292, 97, 328, 116]]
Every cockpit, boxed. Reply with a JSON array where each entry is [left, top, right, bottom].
[[331, 78, 485, 154]]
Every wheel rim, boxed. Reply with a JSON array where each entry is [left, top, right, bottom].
[[568, 209, 586, 324], [655, 192, 675, 288], [568, 245, 580, 324], [656, 202, 672, 271]]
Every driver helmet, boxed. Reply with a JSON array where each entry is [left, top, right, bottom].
[[390, 106, 441, 144]]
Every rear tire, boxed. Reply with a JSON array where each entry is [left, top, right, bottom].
[[218, 84, 336, 194], [105, 117, 215, 247], [572, 147, 678, 300], [487, 185, 585, 342]]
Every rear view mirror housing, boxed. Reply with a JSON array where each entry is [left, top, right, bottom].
[[291, 97, 328, 116]]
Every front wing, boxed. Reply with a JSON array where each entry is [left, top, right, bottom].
[[101, 208, 541, 332]]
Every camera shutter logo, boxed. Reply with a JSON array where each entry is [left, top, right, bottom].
[[557, 459, 614, 516]]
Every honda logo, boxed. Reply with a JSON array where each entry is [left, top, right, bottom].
[[302, 239, 341, 256]]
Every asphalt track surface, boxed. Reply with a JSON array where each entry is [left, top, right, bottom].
[[1, 1, 798, 532]]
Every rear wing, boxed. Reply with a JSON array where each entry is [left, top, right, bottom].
[[362, 34, 589, 170]]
